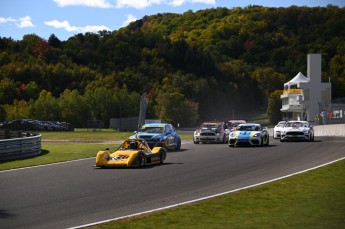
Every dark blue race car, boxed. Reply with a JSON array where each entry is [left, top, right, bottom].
[[130, 123, 181, 150]]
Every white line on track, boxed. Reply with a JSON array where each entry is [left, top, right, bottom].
[[67, 156, 345, 229], [0, 157, 94, 173]]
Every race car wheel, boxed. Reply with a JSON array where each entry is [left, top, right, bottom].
[[193, 138, 199, 144], [266, 136, 269, 146], [138, 153, 145, 167], [176, 139, 181, 150], [159, 150, 166, 164]]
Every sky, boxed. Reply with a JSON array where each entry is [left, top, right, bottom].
[[1, 0, 344, 41]]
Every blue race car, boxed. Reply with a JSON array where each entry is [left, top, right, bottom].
[[228, 123, 269, 147], [130, 123, 181, 150]]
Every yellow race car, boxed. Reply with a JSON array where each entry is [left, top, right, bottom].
[[96, 138, 167, 168]]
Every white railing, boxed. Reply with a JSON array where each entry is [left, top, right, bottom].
[[0, 132, 41, 161]]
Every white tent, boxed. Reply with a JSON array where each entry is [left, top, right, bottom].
[[284, 72, 309, 90]]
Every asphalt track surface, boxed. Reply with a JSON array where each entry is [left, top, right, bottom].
[[1, 137, 345, 229]]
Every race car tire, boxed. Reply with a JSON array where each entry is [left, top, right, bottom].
[[280, 137, 285, 142], [176, 139, 181, 150], [266, 136, 269, 146], [137, 152, 145, 167], [193, 139, 199, 144], [159, 150, 166, 164], [310, 134, 314, 142], [260, 137, 264, 146]]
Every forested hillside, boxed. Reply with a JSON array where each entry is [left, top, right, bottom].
[[1, 5, 345, 127]]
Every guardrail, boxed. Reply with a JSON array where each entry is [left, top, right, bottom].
[[0, 130, 41, 161], [314, 124, 345, 137]]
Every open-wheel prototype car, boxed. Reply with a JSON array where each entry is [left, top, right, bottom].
[[280, 121, 314, 142], [96, 138, 167, 168], [228, 123, 269, 147]]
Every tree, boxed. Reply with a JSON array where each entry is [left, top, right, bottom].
[[48, 34, 62, 49], [156, 91, 199, 127], [0, 78, 16, 105], [59, 89, 87, 127], [4, 99, 31, 120], [267, 91, 282, 125], [31, 90, 60, 120]]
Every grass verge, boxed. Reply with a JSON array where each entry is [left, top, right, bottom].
[[88, 159, 345, 229], [0, 143, 119, 171]]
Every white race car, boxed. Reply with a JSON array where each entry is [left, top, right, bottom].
[[193, 122, 226, 144], [280, 121, 314, 142], [273, 121, 286, 139]]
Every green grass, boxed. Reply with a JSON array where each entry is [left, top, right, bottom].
[[88, 159, 345, 229], [40, 129, 133, 141], [0, 143, 119, 170]]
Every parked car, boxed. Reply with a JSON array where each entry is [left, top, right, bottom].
[[0, 119, 73, 131], [280, 121, 314, 142], [194, 121, 227, 144], [96, 138, 167, 168], [0, 119, 40, 131], [228, 123, 269, 147], [130, 123, 181, 150], [273, 121, 287, 139]]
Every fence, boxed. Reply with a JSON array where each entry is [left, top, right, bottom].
[[318, 102, 345, 125], [0, 130, 41, 161]]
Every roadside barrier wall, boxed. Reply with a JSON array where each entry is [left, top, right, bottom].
[[314, 124, 345, 137], [0, 131, 41, 161]]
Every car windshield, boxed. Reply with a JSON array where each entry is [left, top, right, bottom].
[[139, 126, 164, 133], [285, 122, 308, 128], [201, 124, 221, 129], [230, 122, 244, 127], [277, 123, 286, 127], [237, 125, 259, 131]]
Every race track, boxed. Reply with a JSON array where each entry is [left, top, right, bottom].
[[1, 136, 345, 229]]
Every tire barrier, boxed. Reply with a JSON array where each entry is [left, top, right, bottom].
[[0, 130, 41, 161]]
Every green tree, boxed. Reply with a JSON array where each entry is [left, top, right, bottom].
[[4, 99, 31, 120], [156, 91, 199, 127], [267, 91, 282, 125], [31, 90, 60, 120], [59, 89, 87, 127], [0, 78, 16, 105]]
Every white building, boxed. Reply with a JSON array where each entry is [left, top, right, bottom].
[[280, 54, 332, 122]]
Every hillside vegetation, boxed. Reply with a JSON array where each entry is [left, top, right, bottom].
[[1, 5, 345, 127]]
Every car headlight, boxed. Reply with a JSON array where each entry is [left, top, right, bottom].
[[304, 130, 310, 134], [229, 132, 236, 137], [253, 133, 261, 137], [216, 133, 220, 136]]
